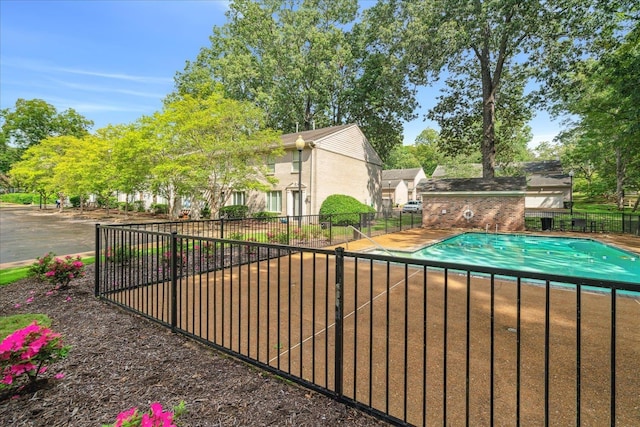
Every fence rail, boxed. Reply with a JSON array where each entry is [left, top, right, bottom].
[[104, 211, 423, 248], [95, 223, 639, 426], [525, 210, 640, 235]]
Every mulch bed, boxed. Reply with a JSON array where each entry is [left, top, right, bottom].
[[0, 266, 387, 426]]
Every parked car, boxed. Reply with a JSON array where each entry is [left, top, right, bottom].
[[402, 200, 422, 213]]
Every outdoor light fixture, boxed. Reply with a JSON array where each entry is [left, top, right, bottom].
[[569, 170, 574, 215], [295, 135, 305, 227]]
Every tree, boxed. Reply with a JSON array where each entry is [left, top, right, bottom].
[[174, 0, 415, 161], [364, 0, 627, 177], [383, 145, 420, 169], [9, 136, 67, 209], [558, 22, 640, 209], [146, 88, 283, 219], [98, 124, 150, 215], [0, 99, 93, 173], [51, 135, 97, 212]]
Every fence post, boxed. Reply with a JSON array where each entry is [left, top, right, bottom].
[[170, 231, 178, 331], [334, 246, 345, 398], [220, 218, 225, 239], [329, 215, 333, 245], [287, 216, 291, 244], [94, 224, 100, 297]]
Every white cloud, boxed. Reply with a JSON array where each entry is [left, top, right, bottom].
[[52, 66, 172, 85], [2, 57, 172, 85], [49, 79, 166, 99]]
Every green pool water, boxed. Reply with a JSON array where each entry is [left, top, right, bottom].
[[382, 233, 640, 286]]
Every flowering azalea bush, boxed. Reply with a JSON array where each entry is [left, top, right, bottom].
[[44, 256, 85, 289], [162, 251, 187, 271], [0, 322, 69, 391], [105, 245, 136, 263], [103, 401, 186, 427], [28, 252, 56, 279]]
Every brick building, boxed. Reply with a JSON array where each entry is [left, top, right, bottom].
[[418, 177, 527, 231]]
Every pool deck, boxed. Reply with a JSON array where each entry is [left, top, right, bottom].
[[340, 227, 640, 256]]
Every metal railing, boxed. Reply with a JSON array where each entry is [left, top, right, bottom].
[[104, 211, 423, 248], [95, 224, 639, 426], [526, 210, 640, 235]]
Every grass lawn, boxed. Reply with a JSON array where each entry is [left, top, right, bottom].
[[0, 257, 95, 287]]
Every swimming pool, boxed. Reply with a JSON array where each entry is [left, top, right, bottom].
[[378, 233, 640, 285]]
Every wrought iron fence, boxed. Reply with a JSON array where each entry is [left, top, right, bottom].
[[525, 210, 640, 235], [104, 211, 423, 248], [95, 224, 639, 426]]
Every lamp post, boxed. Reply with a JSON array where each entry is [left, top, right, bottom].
[[295, 135, 305, 228], [569, 170, 574, 215]]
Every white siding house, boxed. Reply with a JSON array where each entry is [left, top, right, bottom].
[[245, 124, 383, 216]]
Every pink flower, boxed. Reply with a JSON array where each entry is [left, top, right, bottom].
[[115, 407, 138, 427], [45, 271, 55, 277], [65, 296, 72, 302], [25, 297, 34, 304], [54, 372, 65, 379], [14, 303, 20, 308]]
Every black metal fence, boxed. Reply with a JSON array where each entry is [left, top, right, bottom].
[[525, 210, 640, 235], [104, 211, 423, 249], [95, 224, 639, 426]]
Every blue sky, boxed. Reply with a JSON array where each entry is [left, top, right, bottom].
[[1, 0, 560, 147]]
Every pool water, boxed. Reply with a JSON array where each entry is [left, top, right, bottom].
[[383, 233, 640, 285]]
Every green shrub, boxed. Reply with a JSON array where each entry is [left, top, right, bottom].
[[0, 193, 34, 204], [105, 245, 136, 263], [133, 200, 146, 212], [319, 194, 375, 226], [266, 231, 289, 244], [150, 203, 168, 214], [69, 195, 82, 208], [117, 201, 134, 211], [253, 211, 278, 221], [97, 195, 118, 209], [229, 231, 244, 240], [28, 252, 56, 280], [201, 203, 211, 218], [220, 205, 248, 219]]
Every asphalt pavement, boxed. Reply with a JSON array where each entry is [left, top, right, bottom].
[[0, 205, 98, 268]]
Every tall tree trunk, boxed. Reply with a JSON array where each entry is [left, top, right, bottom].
[[615, 147, 626, 210], [481, 69, 496, 179]]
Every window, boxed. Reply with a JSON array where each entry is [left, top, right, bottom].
[[292, 150, 301, 172], [232, 191, 245, 205], [266, 191, 282, 212], [266, 156, 275, 174]]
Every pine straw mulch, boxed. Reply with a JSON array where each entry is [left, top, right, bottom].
[[0, 267, 388, 426]]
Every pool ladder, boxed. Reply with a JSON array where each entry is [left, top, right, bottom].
[[486, 224, 499, 233]]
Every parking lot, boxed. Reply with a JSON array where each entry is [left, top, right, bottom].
[[0, 205, 98, 268]]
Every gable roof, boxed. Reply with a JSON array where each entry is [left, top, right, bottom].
[[281, 124, 355, 148], [432, 160, 564, 178], [382, 168, 424, 181], [419, 177, 527, 193], [280, 124, 382, 166]]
